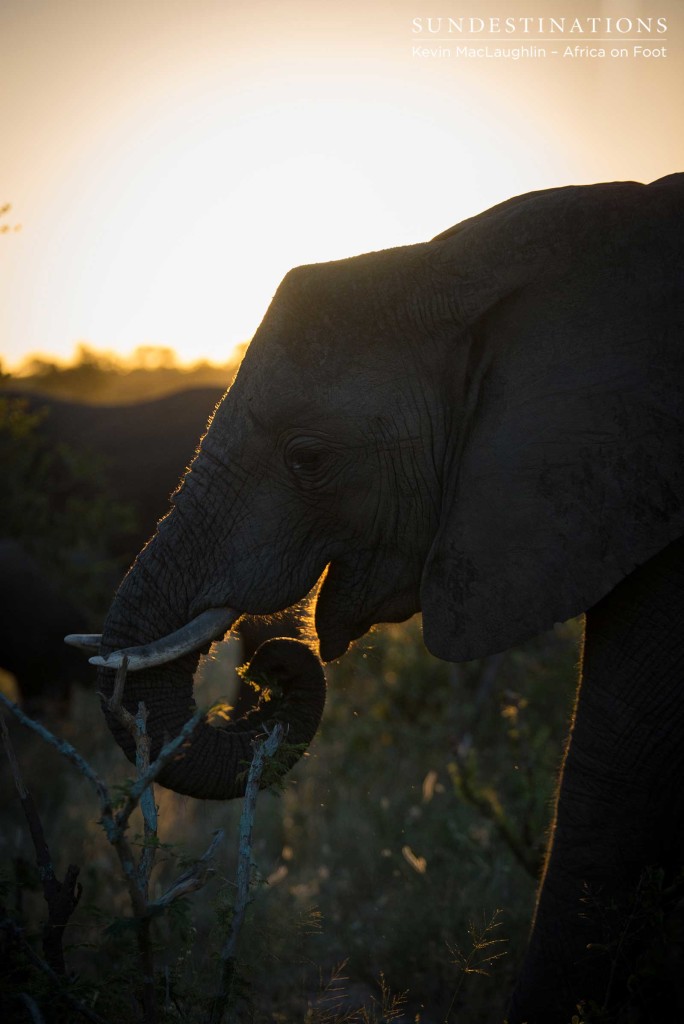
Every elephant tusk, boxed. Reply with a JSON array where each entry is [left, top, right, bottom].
[[88, 607, 240, 672], [64, 633, 103, 653]]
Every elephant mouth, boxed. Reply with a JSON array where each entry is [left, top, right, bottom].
[[315, 603, 414, 663], [315, 623, 356, 663], [315, 565, 421, 663]]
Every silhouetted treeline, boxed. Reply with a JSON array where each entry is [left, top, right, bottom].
[[3, 343, 245, 403]]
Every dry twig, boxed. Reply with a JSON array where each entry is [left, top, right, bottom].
[[210, 722, 285, 1024], [1, 716, 82, 976], [1, 659, 223, 1024]]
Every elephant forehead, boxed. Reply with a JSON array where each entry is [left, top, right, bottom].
[[249, 247, 433, 363], [233, 327, 412, 423], [251, 310, 397, 379]]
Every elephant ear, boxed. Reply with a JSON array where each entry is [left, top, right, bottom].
[[420, 175, 684, 662]]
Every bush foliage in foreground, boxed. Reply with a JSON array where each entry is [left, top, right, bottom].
[[0, 616, 580, 1022]]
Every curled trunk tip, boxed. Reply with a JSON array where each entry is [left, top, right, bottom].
[[99, 636, 326, 801]]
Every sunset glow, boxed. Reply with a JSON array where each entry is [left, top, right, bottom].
[[1, 0, 682, 369]]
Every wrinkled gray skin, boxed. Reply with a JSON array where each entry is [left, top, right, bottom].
[[98, 174, 684, 1020]]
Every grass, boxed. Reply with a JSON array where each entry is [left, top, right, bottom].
[[0, 614, 580, 1022]]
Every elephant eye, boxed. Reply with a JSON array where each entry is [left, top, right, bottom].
[[284, 438, 331, 484], [291, 450, 322, 472]]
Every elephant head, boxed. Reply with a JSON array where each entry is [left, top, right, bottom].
[[92, 174, 683, 808]]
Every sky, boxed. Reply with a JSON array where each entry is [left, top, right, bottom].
[[1, 0, 682, 368]]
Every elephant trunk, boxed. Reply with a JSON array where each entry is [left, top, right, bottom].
[[97, 526, 325, 801]]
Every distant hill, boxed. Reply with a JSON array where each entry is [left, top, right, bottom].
[[0, 386, 228, 559]]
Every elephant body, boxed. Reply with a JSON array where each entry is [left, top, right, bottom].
[[93, 175, 684, 1019], [510, 534, 684, 1018]]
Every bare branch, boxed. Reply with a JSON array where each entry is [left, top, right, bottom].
[[107, 656, 136, 729], [210, 723, 284, 1024], [0, 694, 110, 809], [19, 993, 45, 1024], [100, 658, 205, 835], [2, 717, 83, 975], [2, 714, 28, 799], [116, 705, 206, 835], [2, 679, 214, 1024], [228, 723, 285, 961], [150, 830, 225, 910], [135, 703, 158, 897]]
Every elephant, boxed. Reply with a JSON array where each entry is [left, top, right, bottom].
[[2, 387, 300, 710], [0, 540, 92, 715], [85, 174, 684, 1020]]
